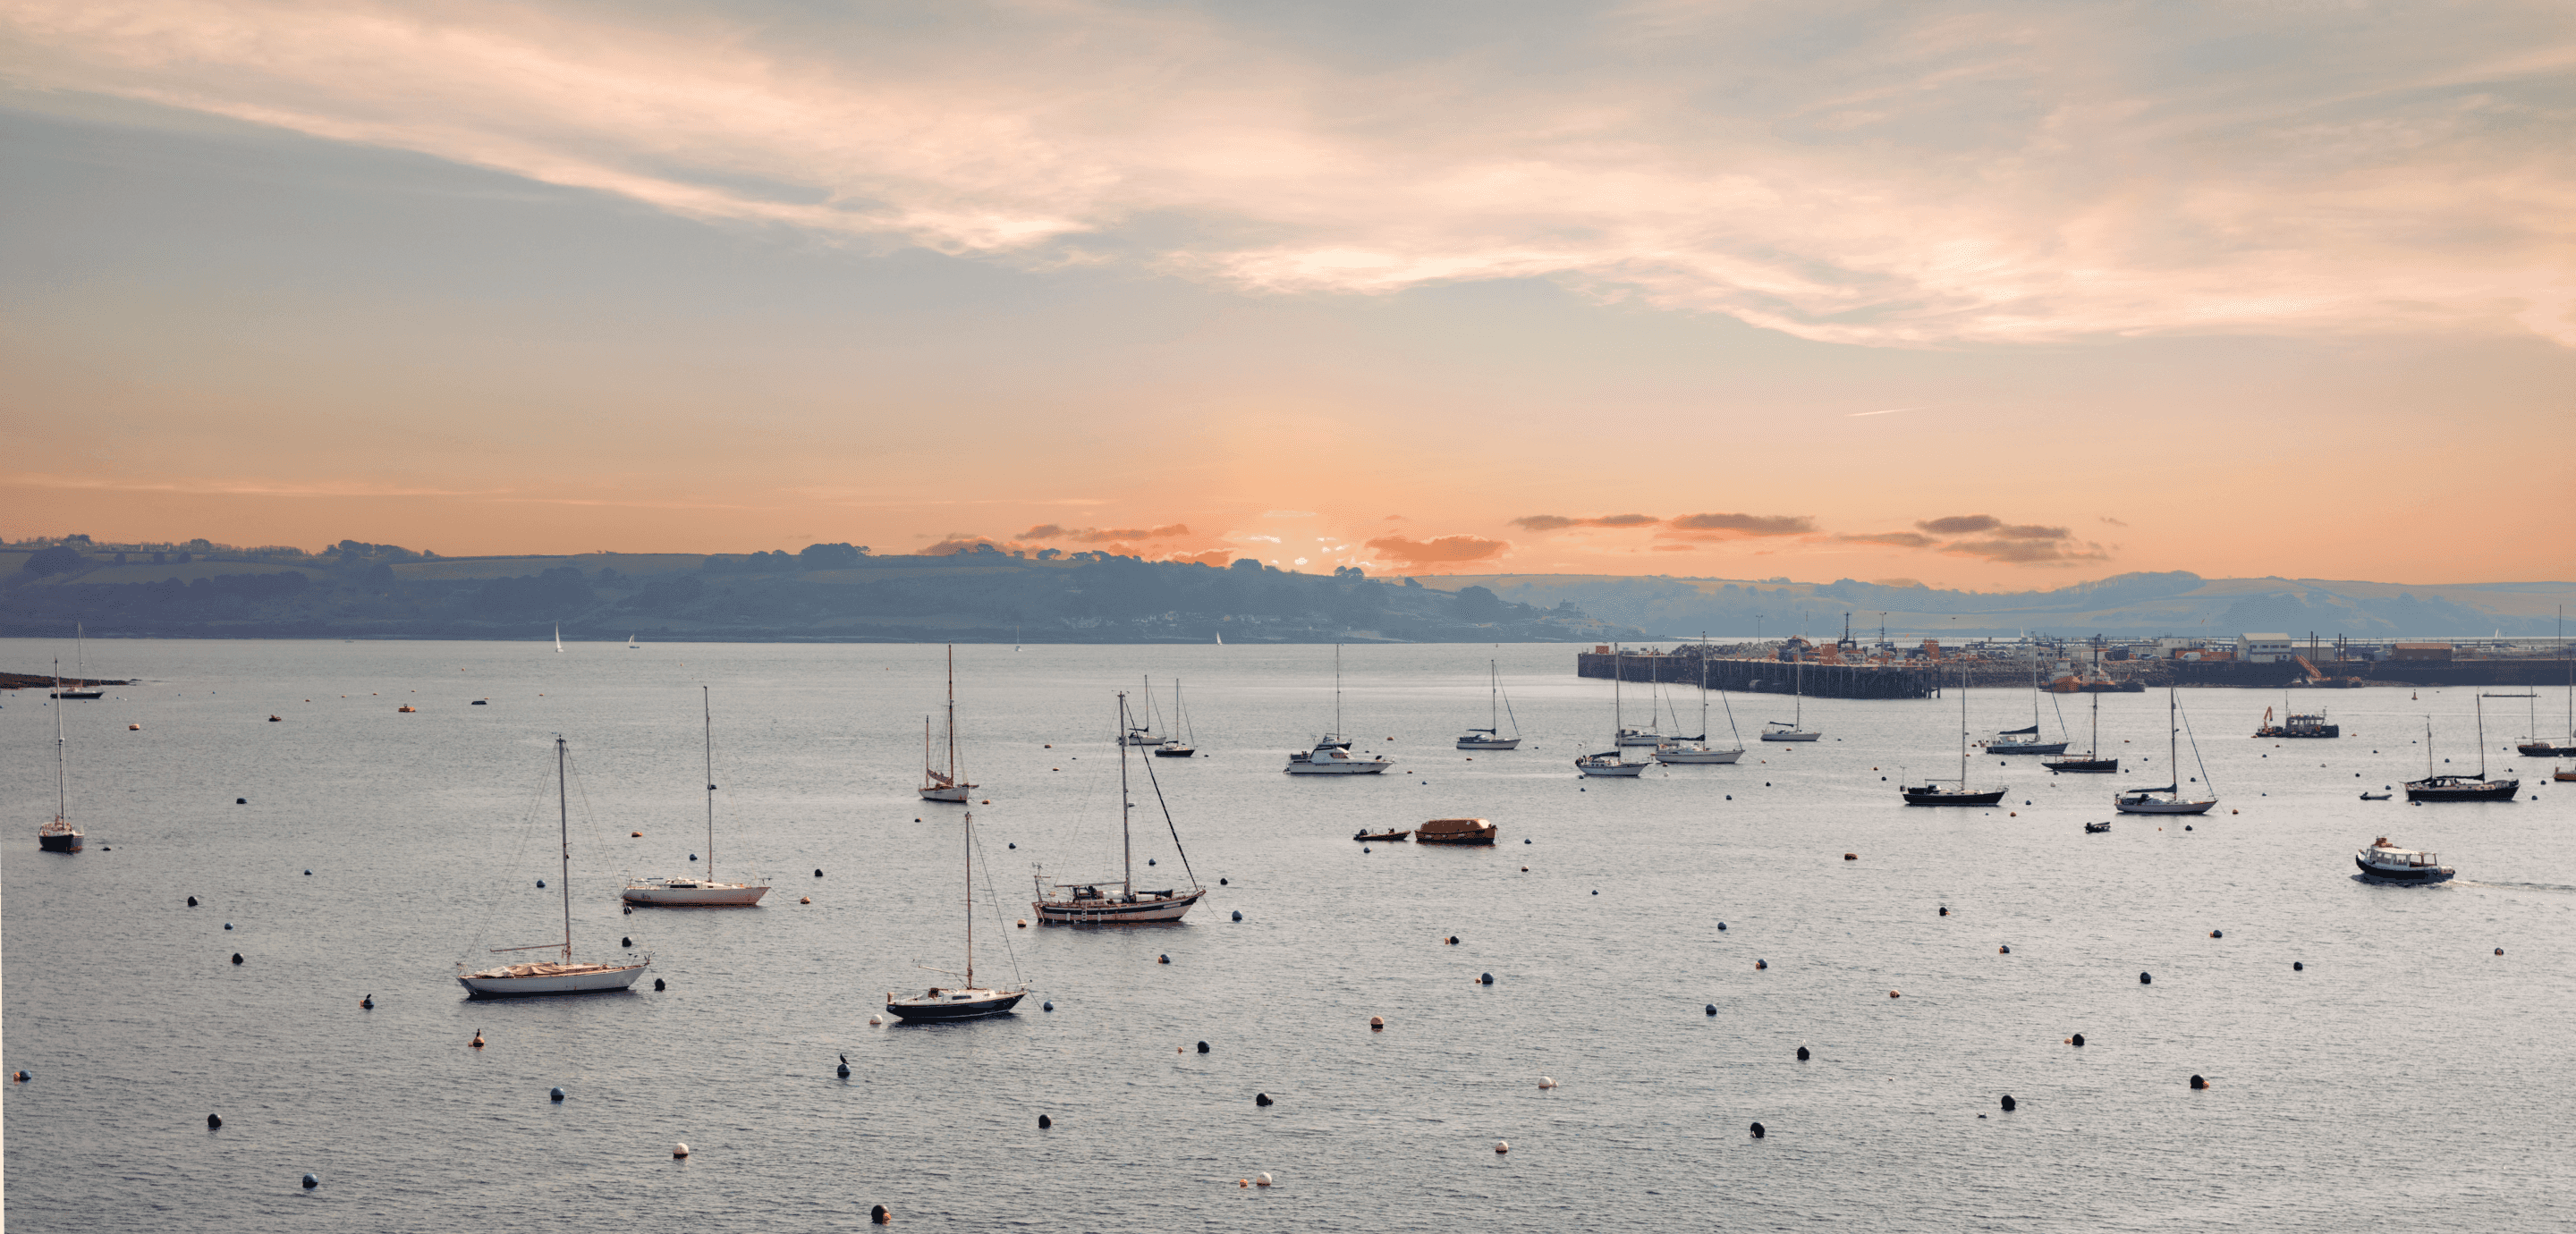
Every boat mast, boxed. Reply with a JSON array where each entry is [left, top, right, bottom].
[[703, 686, 716, 883], [1793, 657, 1803, 727], [556, 737, 572, 964], [1491, 660, 1501, 732], [1612, 644, 1624, 754], [2475, 696, 2487, 779], [963, 809, 975, 990], [1334, 644, 1344, 740], [945, 646, 960, 784], [53, 657, 67, 829], [75, 622, 86, 682], [1957, 663, 1970, 787], [2168, 688, 2179, 798], [1119, 693, 1134, 892]]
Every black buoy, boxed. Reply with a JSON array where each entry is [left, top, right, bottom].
[[2000, 1095, 2016, 1111], [2184, 824, 2193, 831], [360, 994, 373, 1010], [2190, 1074, 2207, 1090], [1148, 858, 1156, 866], [1219, 877, 1228, 885], [549, 1086, 565, 1103], [1939, 906, 1949, 917], [1750, 1121, 1766, 1138], [2140, 971, 2153, 985], [1008, 843, 1014, 849], [623, 906, 632, 915], [1042, 1001, 1054, 1011], [1716, 922, 1726, 931], [653, 977, 665, 991], [623, 937, 632, 948], [302, 1173, 318, 1189], [2293, 961, 2304, 971], [2210, 929, 2223, 939], [231, 952, 243, 965], [2072, 1033, 2086, 1047], [1523, 838, 1531, 844], [303, 869, 311, 876], [1197, 1041, 1210, 1054], [1447, 936, 1459, 945], [225, 923, 233, 930], [1232, 910, 1242, 921], [188, 896, 198, 907], [1158, 954, 1170, 965], [1592, 890, 1598, 895], [1480, 972, 1494, 985], [1038, 1114, 1051, 1128], [871, 1204, 890, 1225], [236, 798, 246, 805], [2000, 944, 2011, 954], [1706, 1004, 1717, 1016], [536, 879, 546, 888], [208, 1113, 222, 1129], [1795, 1045, 1809, 1061], [1255, 1093, 1274, 1107], [838, 1054, 851, 1078], [815, 869, 824, 877]]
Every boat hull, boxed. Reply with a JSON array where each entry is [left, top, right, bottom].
[[1033, 889, 1204, 924], [1988, 741, 2068, 755], [457, 962, 648, 998], [919, 785, 972, 802], [2403, 778, 2520, 802], [2046, 757, 2120, 773], [38, 830, 82, 852], [1284, 760, 1390, 774], [1352, 831, 1411, 842], [1416, 832, 1496, 845], [1152, 747, 1196, 757], [52, 690, 104, 700], [886, 991, 1025, 1020], [1575, 759, 1647, 777], [2516, 743, 2576, 756], [1902, 786, 2006, 806], [1656, 748, 1745, 765], [2114, 796, 2216, 815], [2258, 727, 2340, 739], [2355, 856, 2453, 883], [1760, 731, 1821, 742], [622, 882, 769, 906], [1456, 737, 1522, 750]]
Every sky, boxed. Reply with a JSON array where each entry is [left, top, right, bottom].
[[3, 0, 2571, 587]]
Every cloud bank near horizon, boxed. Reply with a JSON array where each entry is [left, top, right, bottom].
[[5, 0, 2570, 347]]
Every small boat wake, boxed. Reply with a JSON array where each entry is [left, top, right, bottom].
[[2450, 880, 2576, 893]]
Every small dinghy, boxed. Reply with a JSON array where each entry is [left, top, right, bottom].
[[1352, 829, 1411, 842], [2082, 821, 2111, 833], [2359, 791, 2391, 801], [1414, 817, 1497, 846]]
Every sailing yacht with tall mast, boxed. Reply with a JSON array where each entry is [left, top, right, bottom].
[[1286, 646, 1389, 773], [920, 647, 977, 802], [1457, 660, 1523, 750], [2406, 700, 2521, 801], [1034, 694, 1208, 923], [886, 808, 1027, 1020], [1155, 679, 1198, 757], [623, 688, 771, 906], [2114, 688, 2217, 815], [1657, 657, 1745, 764], [38, 659, 82, 851], [457, 738, 651, 997], [1761, 655, 1820, 741], [2044, 693, 2120, 773], [52, 625, 104, 699], [1903, 666, 2006, 805], [1987, 662, 2067, 754], [1577, 644, 1649, 777], [2517, 609, 2574, 757]]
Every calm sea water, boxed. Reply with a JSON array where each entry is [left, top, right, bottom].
[[4, 638, 2571, 1232]]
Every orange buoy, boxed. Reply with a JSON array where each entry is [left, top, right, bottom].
[[1495, 1141, 1509, 1154], [1843, 852, 1858, 860], [1889, 990, 1902, 998], [800, 896, 811, 904], [1369, 1016, 1385, 1030], [470, 1032, 485, 1048]]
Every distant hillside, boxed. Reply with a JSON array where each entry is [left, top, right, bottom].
[[1419, 571, 2576, 639], [0, 541, 1637, 644]]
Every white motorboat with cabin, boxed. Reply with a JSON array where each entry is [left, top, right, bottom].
[[1457, 660, 1523, 750], [623, 688, 770, 907], [2114, 688, 2217, 815], [1286, 646, 1389, 773], [2355, 837, 2453, 883], [919, 647, 977, 802], [458, 739, 650, 997], [1034, 694, 1208, 924]]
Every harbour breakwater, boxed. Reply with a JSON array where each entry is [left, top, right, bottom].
[[1576, 652, 1942, 698], [1577, 652, 2576, 694]]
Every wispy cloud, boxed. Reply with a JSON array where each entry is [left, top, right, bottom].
[[6, 1, 2567, 346], [4, 471, 496, 498], [1364, 532, 1512, 567]]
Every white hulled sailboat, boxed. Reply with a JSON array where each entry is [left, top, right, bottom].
[[1457, 660, 1523, 750], [1576, 644, 1648, 777], [1033, 693, 1208, 923], [624, 688, 770, 906], [920, 647, 977, 802], [1657, 656, 1746, 765], [457, 739, 650, 997]]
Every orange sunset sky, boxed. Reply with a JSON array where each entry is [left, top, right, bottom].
[[4, 1, 2571, 587]]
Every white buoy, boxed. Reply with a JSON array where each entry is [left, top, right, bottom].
[[1496, 1141, 1510, 1154], [1255, 1172, 1273, 1188], [674, 1142, 689, 1158], [1538, 1077, 1557, 1089], [869, 1015, 883, 1026]]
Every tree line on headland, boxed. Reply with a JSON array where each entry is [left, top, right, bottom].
[[1, 537, 1633, 643]]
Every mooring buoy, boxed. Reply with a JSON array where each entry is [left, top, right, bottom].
[[208, 1113, 222, 1128], [1370, 1016, 1385, 1030], [549, 1086, 565, 1103], [870, 1204, 889, 1225], [1232, 910, 1242, 921], [302, 1173, 318, 1189], [2000, 1095, 2016, 1111], [187, 896, 198, 907], [1256, 1093, 1273, 1106], [674, 1143, 690, 1158], [231, 953, 243, 965], [1479, 972, 1494, 985], [653, 978, 665, 991], [1750, 1122, 1766, 1138], [1198, 1041, 1210, 1054], [1038, 1114, 1052, 1128], [360, 994, 373, 1010], [1495, 1141, 1509, 1154], [838, 1054, 851, 1078], [1706, 1004, 1717, 1016], [2140, 972, 2152, 985], [2190, 1074, 2207, 1090], [2293, 961, 2304, 971], [1796, 1045, 1809, 1061], [1159, 954, 1170, 965], [2072, 1033, 2087, 1047]]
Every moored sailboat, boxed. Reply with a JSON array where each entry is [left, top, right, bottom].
[[458, 738, 650, 997], [623, 688, 770, 906], [1286, 646, 1388, 773], [2045, 693, 2119, 773], [1577, 644, 1649, 777], [887, 808, 1027, 1019], [1986, 663, 2066, 753], [1760, 656, 1820, 741], [38, 659, 83, 851], [920, 647, 977, 802], [1154, 678, 1199, 757], [51, 625, 104, 699], [1657, 656, 1745, 765], [2405, 702, 2520, 802], [1903, 667, 2006, 805], [2113, 688, 2216, 815], [1457, 660, 1523, 750], [1033, 693, 1207, 924]]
